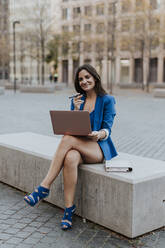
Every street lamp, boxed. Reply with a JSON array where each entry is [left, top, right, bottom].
[[13, 20, 20, 93], [107, 1, 117, 94]]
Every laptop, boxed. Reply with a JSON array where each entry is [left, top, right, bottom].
[[50, 110, 92, 136]]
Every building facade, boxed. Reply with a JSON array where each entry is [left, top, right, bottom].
[[0, 0, 9, 84], [9, 0, 56, 86], [58, 0, 165, 87]]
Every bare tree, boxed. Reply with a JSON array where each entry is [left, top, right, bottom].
[[21, 0, 54, 85]]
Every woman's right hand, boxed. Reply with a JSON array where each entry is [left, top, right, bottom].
[[73, 94, 84, 110]]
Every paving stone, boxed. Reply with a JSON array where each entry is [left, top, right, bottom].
[[15, 231, 31, 239], [38, 226, 53, 234], [23, 237, 40, 245], [0, 224, 11, 231], [29, 231, 46, 239], [0, 233, 13, 240], [18, 218, 33, 224], [0, 244, 17, 248], [16, 244, 33, 248], [22, 226, 38, 233], [6, 237, 23, 244], [28, 222, 42, 228], [12, 223, 28, 229], [4, 219, 18, 225]]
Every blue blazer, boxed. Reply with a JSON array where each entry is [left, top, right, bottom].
[[70, 94, 118, 161]]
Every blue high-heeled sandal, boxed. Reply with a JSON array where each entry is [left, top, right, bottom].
[[61, 204, 76, 230], [24, 186, 49, 207]]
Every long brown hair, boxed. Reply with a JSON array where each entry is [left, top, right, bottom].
[[74, 64, 107, 96]]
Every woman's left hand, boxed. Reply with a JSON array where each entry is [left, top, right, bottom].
[[87, 131, 102, 142]]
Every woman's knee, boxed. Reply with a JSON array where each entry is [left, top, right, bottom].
[[64, 149, 81, 168], [61, 135, 77, 147]]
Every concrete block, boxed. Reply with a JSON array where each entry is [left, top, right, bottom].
[[5, 83, 20, 90], [0, 87, 5, 95], [150, 83, 165, 89], [0, 132, 165, 238], [153, 89, 165, 98], [118, 83, 142, 89], [20, 85, 55, 94]]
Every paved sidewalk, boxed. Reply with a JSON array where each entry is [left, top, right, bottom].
[[0, 88, 165, 247]]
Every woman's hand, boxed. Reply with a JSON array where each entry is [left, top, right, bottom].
[[87, 130, 106, 141], [73, 94, 84, 110], [87, 131, 102, 142]]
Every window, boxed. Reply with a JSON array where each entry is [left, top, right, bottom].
[[150, 0, 160, 9], [84, 6, 92, 16], [150, 17, 160, 30], [121, 0, 131, 13], [84, 23, 91, 33], [108, 21, 117, 33], [135, 38, 144, 51], [96, 23, 104, 34], [84, 42, 92, 53], [62, 8, 69, 20], [135, 19, 144, 32], [151, 37, 159, 49], [108, 2, 117, 15], [95, 42, 104, 53], [135, 0, 144, 11], [96, 4, 104, 16], [72, 42, 80, 53], [62, 25, 69, 32], [73, 24, 80, 34], [121, 20, 131, 32], [120, 38, 129, 51], [62, 43, 69, 55], [73, 7, 81, 19]]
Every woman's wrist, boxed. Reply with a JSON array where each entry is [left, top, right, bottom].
[[99, 129, 109, 140], [99, 130, 106, 140]]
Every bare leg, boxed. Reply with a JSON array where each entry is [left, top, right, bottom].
[[41, 135, 103, 189], [63, 149, 83, 208]]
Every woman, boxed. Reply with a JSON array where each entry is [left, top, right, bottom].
[[24, 64, 117, 230]]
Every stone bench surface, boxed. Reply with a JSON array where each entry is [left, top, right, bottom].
[[20, 85, 55, 93], [1, 132, 165, 238], [0, 132, 165, 184], [153, 88, 165, 98]]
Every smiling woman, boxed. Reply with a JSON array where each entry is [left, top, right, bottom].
[[24, 64, 118, 231]]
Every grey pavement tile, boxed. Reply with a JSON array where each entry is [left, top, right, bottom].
[[28, 222, 43, 228], [3, 210, 17, 215], [39, 235, 58, 244], [0, 233, 13, 240], [23, 237, 40, 245], [4, 218, 18, 225], [16, 244, 33, 248], [38, 226, 53, 234], [22, 226, 38, 233], [12, 223, 28, 229], [6, 237, 23, 245], [3, 228, 20, 235], [33, 243, 52, 248], [18, 218, 33, 224], [0, 214, 9, 220], [0, 223, 11, 231], [28, 232, 46, 239], [15, 231, 31, 239], [0, 244, 17, 248]]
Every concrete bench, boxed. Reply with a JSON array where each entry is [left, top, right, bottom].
[[153, 89, 165, 98], [20, 85, 55, 94], [0, 132, 165, 238]]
